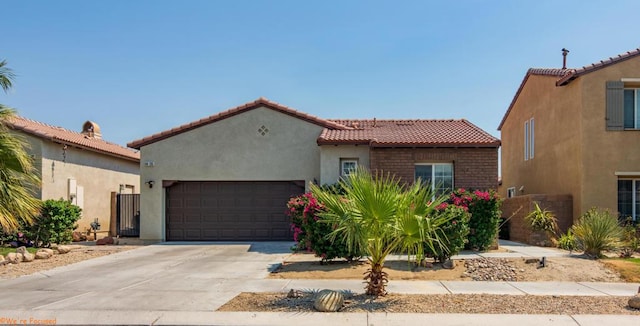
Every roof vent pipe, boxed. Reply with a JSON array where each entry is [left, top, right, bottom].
[[562, 48, 570, 69]]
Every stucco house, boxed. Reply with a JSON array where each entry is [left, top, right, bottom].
[[7, 117, 140, 236], [128, 98, 500, 242], [498, 47, 640, 228]]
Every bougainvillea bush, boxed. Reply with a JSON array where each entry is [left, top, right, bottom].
[[425, 203, 470, 262], [287, 192, 360, 262], [449, 188, 502, 251]]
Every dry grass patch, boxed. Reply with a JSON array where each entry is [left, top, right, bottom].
[[602, 258, 640, 282]]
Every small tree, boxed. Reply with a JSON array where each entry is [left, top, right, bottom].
[[311, 168, 460, 296]]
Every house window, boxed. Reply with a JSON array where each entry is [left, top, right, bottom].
[[340, 159, 358, 177], [623, 89, 640, 129], [524, 118, 534, 160], [618, 179, 639, 222], [507, 187, 516, 198], [415, 163, 453, 196]]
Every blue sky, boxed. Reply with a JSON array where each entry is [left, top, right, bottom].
[[3, 0, 640, 146]]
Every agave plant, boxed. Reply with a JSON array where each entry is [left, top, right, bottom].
[[310, 167, 454, 296]]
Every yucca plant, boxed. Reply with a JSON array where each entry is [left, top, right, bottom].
[[571, 208, 623, 258], [311, 167, 456, 296]]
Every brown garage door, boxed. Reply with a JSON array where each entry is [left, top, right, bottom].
[[165, 181, 305, 241]]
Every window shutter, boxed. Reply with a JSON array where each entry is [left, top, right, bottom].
[[606, 81, 624, 130]]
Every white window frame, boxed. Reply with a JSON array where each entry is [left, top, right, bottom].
[[507, 187, 516, 198], [529, 118, 534, 159], [524, 118, 534, 160], [524, 120, 529, 161], [340, 159, 358, 178], [414, 163, 454, 195]]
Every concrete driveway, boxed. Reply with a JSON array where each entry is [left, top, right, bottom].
[[0, 242, 293, 315]]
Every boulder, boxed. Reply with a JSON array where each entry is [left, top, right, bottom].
[[39, 248, 55, 256], [16, 246, 27, 255], [96, 236, 114, 245], [629, 287, 640, 310], [21, 251, 35, 262], [56, 245, 71, 254], [72, 231, 87, 242], [35, 251, 52, 260], [6, 252, 22, 264], [313, 289, 344, 312], [0, 254, 7, 266], [442, 259, 455, 270]]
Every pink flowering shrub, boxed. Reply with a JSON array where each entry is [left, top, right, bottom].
[[425, 203, 470, 262], [287, 191, 361, 262], [450, 188, 502, 251]]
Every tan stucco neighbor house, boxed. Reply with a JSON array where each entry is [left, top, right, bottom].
[[498, 47, 640, 224], [128, 98, 500, 242], [7, 117, 140, 235]]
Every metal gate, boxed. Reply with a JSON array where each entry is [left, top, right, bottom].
[[116, 194, 140, 237]]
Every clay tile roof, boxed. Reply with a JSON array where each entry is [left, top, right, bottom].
[[127, 97, 351, 149], [556, 47, 640, 86], [5, 116, 140, 162], [499, 47, 640, 130], [319, 119, 500, 147]]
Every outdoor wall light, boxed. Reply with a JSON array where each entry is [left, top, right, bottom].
[[146, 180, 155, 188]]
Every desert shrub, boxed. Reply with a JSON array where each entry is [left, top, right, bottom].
[[571, 208, 623, 258], [450, 189, 502, 251], [619, 218, 639, 258], [525, 202, 559, 236], [287, 192, 360, 262], [557, 230, 578, 252], [25, 199, 82, 247], [0, 199, 81, 248], [425, 203, 470, 262]]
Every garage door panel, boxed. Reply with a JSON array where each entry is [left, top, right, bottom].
[[166, 181, 304, 241]]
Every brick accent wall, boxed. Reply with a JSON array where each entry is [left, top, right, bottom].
[[502, 194, 573, 245], [369, 147, 499, 190]]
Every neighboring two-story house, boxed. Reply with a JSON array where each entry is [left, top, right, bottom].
[[7, 117, 140, 235], [128, 97, 500, 242], [499, 47, 640, 225]]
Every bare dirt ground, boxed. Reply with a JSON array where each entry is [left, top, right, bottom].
[[269, 253, 623, 282], [220, 252, 640, 314], [0, 244, 140, 279]]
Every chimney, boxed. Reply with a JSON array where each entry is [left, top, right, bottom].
[[562, 48, 570, 69], [81, 121, 102, 139]]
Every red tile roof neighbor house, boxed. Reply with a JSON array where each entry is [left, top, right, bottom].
[[6, 116, 140, 162], [128, 97, 500, 149], [320, 119, 500, 147], [498, 47, 640, 130]]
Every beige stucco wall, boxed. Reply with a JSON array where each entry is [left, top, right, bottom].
[[138, 106, 325, 240], [500, 74, 583, 221], [579, 57, 640, 217], [502, 55, 640, 222], [319, 145, 370, 185], [20, 133, 140, 234]]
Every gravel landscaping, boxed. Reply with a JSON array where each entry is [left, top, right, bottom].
[[219, 292, 640, 315]]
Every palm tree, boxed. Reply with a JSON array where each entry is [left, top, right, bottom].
[[0, 60, 41, 232], [310, 168, 455, 296], [0, 60, 15, 92]]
